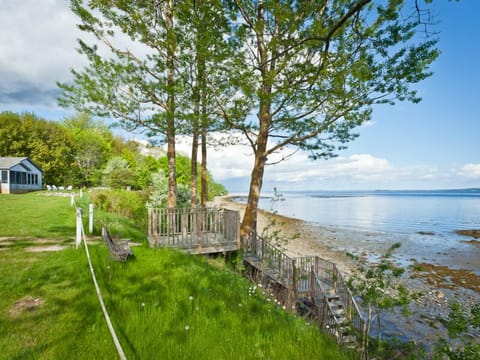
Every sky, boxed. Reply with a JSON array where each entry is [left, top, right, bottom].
[[0, 0, 479, 193]]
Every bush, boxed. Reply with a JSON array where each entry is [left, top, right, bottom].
[[90, 189, 148, 226], [105, 168, 136, 189]]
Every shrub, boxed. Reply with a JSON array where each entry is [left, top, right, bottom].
[[90, 189, 148, 226]]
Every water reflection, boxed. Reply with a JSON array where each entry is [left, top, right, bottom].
[[258, 192, 480, 236]]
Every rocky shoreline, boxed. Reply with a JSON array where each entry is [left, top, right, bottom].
[[213, 196, 480, 348]]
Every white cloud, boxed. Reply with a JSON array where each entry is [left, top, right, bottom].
[[0, 1, 83, 107], [459, 163, 480, 179], [360, 120, 376, 128], [169, 133, 480, 191], [170, 134, 408, 190], [174, 134, 254, 181]]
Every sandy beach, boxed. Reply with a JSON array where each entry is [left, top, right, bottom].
[[213, 196, 480, 345]]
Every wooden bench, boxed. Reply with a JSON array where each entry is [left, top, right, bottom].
[[102, 226, 134, 262]]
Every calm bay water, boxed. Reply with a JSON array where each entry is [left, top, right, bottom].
[[242, 189, 480, 272], [257, 189, 480, 236]]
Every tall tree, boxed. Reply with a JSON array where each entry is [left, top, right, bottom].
[[63, 114, 112, 186], [58, 0, 182, 207], [223, 0, 439, 245], [175, 0, 234, 207]]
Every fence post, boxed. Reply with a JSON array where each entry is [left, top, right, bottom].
[[89, 203, 94, 234], [261, 236, 265, 259], [76, 207, 83, 248], [292, 259, 298, 310], [310, 265, 315, 297], [70, 194, 75, 207], [333, 265, 338, 293]]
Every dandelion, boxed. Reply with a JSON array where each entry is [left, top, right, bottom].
[[188, 296, 194, 301], [141, 302, 145, 307], [184, 325, 190, 331]]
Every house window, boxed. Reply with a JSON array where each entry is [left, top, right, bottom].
[[1, 170, 7, 183]]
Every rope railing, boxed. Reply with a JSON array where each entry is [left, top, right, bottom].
[[75, 201, 127, 360]]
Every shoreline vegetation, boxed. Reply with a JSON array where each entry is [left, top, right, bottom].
[[214, 196, 480, 346]]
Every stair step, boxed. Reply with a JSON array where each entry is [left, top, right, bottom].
[[332, 307, 345, 315], [341, 335, 356, 345], [328, 300, 344, 309]]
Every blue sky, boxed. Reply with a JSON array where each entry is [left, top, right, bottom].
[[0, 0, 479, 192]]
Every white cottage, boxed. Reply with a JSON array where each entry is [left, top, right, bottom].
[[0, 157, 43, 194]]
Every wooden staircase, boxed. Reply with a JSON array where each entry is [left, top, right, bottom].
[[244, 235, 365, 350], [324, 293, 356, 347]]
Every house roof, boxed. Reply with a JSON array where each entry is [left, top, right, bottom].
[[0, 157, 43, 172]]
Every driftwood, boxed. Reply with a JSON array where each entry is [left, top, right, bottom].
[[102, 226, 133, 262]]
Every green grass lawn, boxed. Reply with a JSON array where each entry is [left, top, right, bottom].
[[0, 193, 75, 239], [0, 192, 354, 359]]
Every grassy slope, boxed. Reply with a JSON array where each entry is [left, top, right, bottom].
[[0, 193, 353, 359]]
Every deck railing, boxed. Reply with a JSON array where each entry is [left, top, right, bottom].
[[245, 235, 296, 286], [245, 234, 365, 346], [148, 207, 240, 250]]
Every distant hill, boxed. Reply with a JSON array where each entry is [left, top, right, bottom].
[[134, 139, 166, 158]]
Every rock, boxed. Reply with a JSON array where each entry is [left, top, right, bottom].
[[455, 229, 480, 239]]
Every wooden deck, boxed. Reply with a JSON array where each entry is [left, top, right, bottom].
[[147, 207, 240, 254]]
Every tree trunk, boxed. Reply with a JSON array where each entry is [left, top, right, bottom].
[[239, 1, 272, 247], [165, 0, 176, 209], [190, 118, 199, 207], [239, 112, 269, 246], [200, 97, 208, 208]]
